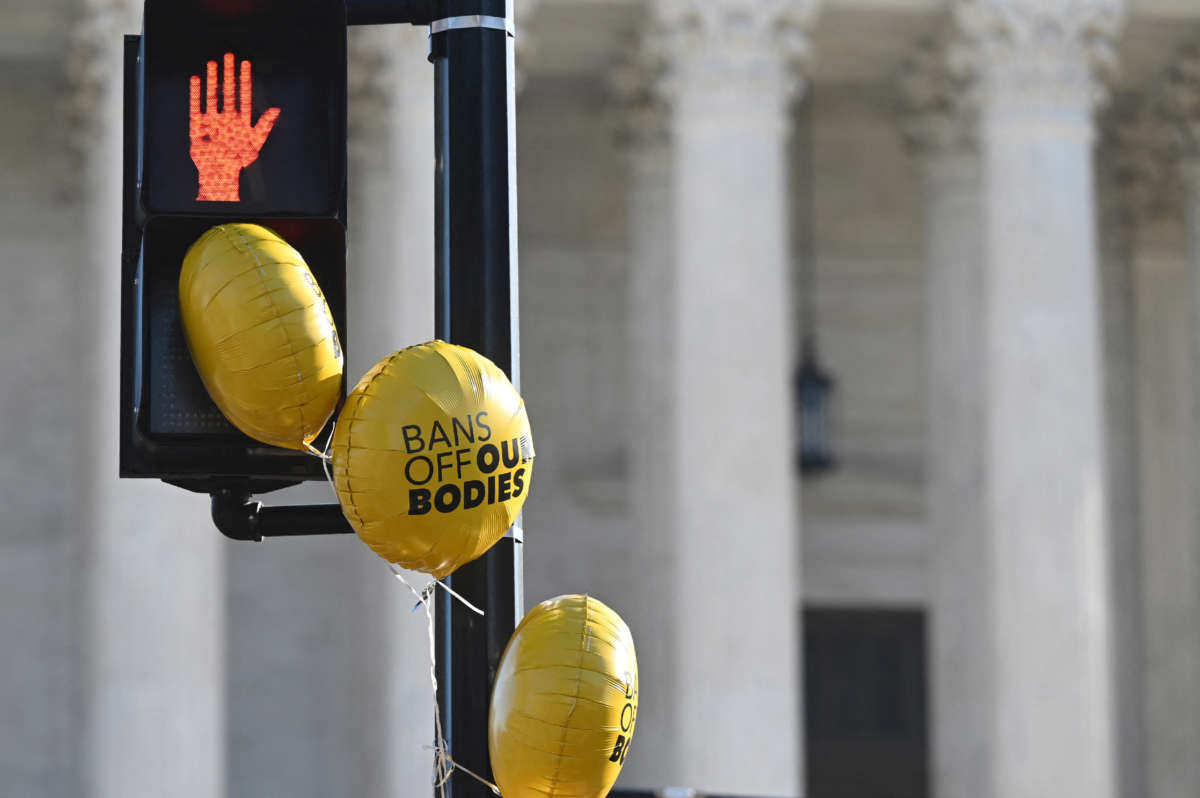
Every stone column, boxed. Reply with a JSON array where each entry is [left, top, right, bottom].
[[349, 24, 441, 798], [223, 27, 438, 798], [954, 2, 1123, 796], [897, 38, 987, 798], [1128, 199, 1200, 798], [70, 3, 226, 797], [1130, 239, 1200, 798], [1142, 48, 1200, 798], [1096, 105, 1178, 798], [648, 2, 816, 793], [612, 45, 674, 791]]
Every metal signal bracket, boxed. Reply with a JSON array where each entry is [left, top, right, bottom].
[[210, 489, 354, 542]]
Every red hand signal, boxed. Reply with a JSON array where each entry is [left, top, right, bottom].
[[189, 53, 281, 202]]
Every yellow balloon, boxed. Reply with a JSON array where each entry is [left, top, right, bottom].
[[489, 595, 638, 798], [179, 223, 344, 450], [331, 341, 534, 578]]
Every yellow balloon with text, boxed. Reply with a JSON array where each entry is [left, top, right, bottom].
[[490, 595, 638, 798], [331, 341, 534, 578], [179, 223, 343, 450]]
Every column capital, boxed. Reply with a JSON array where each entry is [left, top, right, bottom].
[[64, 0, 137, 130], [1160, 45, 1200, 164], [953, 0, 1125, 115], [652, 0, 820, 114], [515, 0, 542, 31], [1098, 102, 1179, 232], [62, 0, 140, 200], [65, 0, 139, 121], [65, 0, 138, 118], [348, 27, 396, 165], [896, 36, 977, 159], [515, 0, 542, 93], [610, 42, 670, 151]]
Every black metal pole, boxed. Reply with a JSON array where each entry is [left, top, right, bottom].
[[430, 1, 522, 796]]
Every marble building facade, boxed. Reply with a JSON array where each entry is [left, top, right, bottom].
[[4, 0, 1200, 797]]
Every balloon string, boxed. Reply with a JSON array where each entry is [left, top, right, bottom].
[[424, 745, 502, 796], [391, 569, 452, 798], [389, 565, 501, 797], [304, 419, 338, 495], [388, 563, 486, 616], [323, 415, 494, 792], [324, 431, 492, 790]]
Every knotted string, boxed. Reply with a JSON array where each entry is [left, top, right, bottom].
[[303, 418, 336, 489], [390, 562, 486, 617], [389, 564, 501, 797]]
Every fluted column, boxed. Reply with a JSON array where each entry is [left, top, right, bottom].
[[649, 2, 816, 793], [1144, 46, 1200, 798], [1095, 108, 1170, 798], [955, 2, 1123, 796], [70, 3, 225, 797], [222, 28, 437, 798], [897, 38, 986, 798], [350, 24, 440, 798], [612, 46, 674, 792]]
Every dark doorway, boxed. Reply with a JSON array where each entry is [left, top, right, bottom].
[[804, 608, 929, 798]]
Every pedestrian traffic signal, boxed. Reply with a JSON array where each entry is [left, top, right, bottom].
[[186, 52, 282, 203], [120, 0, 348, 493]]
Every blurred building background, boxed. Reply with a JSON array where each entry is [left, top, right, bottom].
[[4, 0, 1200, 797]]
